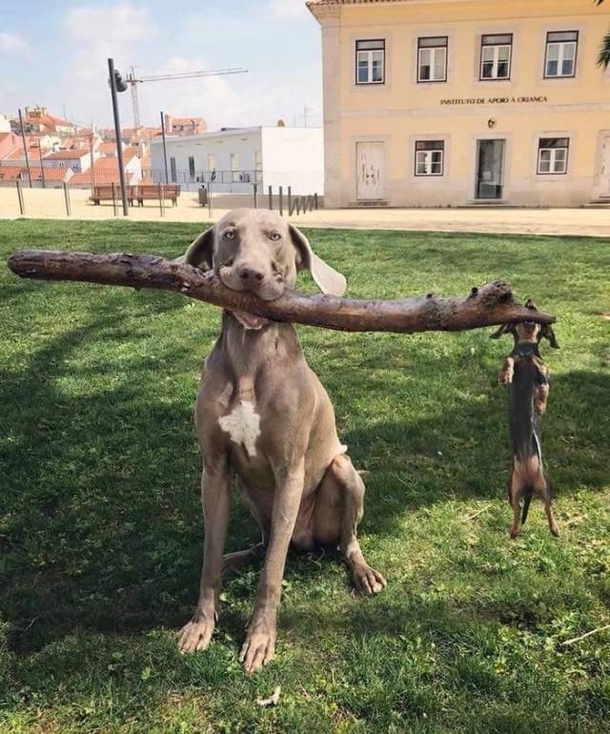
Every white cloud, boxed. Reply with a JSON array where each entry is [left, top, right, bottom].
[[133, 54, 321, 131], [266, 0, 309, 20], [56, 3, 157, 125], [64, 3, 155, 45], [0, 32, 29, 55]]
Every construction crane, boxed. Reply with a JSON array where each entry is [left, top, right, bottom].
[[126, 67, 248, 127]]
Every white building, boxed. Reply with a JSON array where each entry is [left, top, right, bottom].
[[150, 125, 324, 195]]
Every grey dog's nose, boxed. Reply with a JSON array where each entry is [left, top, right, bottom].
[[237, 264, 265, 285]]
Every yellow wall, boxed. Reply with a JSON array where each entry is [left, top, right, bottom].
[[309, 0, 610, 207]]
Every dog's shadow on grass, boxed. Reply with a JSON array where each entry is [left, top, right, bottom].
[[1, 311, 608, 654], [343, 368, 609, 539]]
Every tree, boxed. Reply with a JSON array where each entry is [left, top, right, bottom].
[[597, 0, 610, 70]]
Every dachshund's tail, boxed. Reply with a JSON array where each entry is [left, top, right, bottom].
[[521, 487, 534, 525]]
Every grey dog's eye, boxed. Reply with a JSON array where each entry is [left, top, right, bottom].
[[223, 230, 235, 240], [269, 232, 281, 241]]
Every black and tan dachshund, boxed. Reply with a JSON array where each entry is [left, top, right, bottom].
[[490, 299, 560, 539]]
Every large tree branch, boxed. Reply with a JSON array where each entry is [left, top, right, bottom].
[[7, 250, 555, 333]]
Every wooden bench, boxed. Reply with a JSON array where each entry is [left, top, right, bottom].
[[89, 184, 180, 206], [133, 184, 181, 206], [90, 185, 138, 205]]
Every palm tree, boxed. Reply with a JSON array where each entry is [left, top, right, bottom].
[[597, 0, 610, 69]]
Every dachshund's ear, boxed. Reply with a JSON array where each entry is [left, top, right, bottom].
[[489, 322, 514, 340], [541, 324, 560, 349], [524, 297, 538, 311]]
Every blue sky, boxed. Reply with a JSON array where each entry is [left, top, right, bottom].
[[0, 0, 323, 131]]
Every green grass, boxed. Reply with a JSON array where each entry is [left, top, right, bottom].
[[0, 219, 609, 733]]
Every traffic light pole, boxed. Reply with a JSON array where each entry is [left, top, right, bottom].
[[108, 57, 129, 216]]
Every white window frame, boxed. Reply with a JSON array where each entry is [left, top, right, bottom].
[[480, 34, 512, 80], [537, 138, 569, 174], [414, 141, 445, 176], [417, 37, 448, 82], [356, 39, 385, 85], [544, 31, 578, 78]]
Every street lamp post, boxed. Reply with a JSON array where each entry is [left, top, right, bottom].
[[107, 57, 129, 216]]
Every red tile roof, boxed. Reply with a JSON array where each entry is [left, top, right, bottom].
[[45, 149, 90, 160], [27, 166, 73, 182], [0, 167, 22, 180]]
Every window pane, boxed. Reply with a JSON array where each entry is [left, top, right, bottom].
[[372, 51, 384, 81], [419, 36, 447, 48], [482, 47, 494, 63], [498, 46, 510, 62], [433, 48, 446, 79], [546, 59, 558, 76], [357, 39, 384, 51], [358, 56, 369, 83], [561, 58, 573, 75], [482, 33, 512, 45], [498, 60, 509, 77], [548, 31, 578, 43], [419, 49, 431, 80]]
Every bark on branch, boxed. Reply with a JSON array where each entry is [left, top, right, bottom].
[[7, 250, 555, 334]]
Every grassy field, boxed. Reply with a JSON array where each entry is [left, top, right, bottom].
[[0, 219, 609, 733]]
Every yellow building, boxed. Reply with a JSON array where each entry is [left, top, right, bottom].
[[307, 0, 610, 207]]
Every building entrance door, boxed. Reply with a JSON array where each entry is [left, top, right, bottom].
[[475, 139, 505, 200], [356, 141, 385, 200], [598, 134, 610, 196]]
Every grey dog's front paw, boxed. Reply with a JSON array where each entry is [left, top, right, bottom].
[[353, 563, 387, 595], [178, 612, 215, 654], [239, 619, 276, 674]]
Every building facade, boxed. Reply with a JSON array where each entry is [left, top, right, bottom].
[[307, 0, 610, 207], [150, 125, 324, 194]]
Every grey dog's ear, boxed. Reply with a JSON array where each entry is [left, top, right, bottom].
[[489, 322, 515, 340], [288, 223, 347, 296], [174, 226, 215, 269]]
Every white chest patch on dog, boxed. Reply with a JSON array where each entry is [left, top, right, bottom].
[[218, 400, 261, 457]]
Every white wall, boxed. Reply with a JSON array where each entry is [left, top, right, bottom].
[[150, 128, 262, 192], [150, 126, 324, 195], [261, 127, 324, 195]]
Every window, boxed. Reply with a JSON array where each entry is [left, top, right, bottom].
[[170, 157, 177, 182], [415, 140, 445, 176], [254, 149, 262, 182], [207, 153, 216, 182], [537, 137, 569, 174], [356, 39, 385, 84], [418, 37, 448, 82], [230, 153, 240, 182], [188, 156, 195, 180], [544, 31, 578, 78], [480, 34, 512, 80]]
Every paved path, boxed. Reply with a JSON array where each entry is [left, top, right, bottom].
[[1, 186, 608, 237]]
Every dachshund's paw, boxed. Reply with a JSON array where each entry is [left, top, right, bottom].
[[499, 368, 513, 385], [534, 398, 547, 414]]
